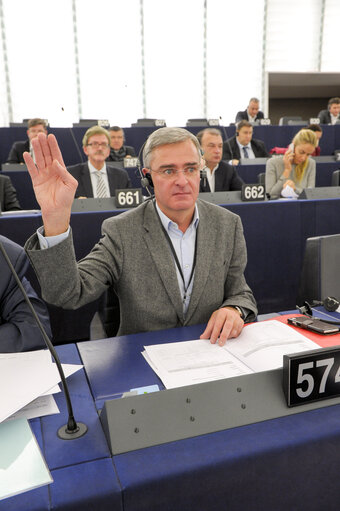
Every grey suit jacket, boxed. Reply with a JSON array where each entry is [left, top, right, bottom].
[[25, 199, 257, 336], [67, 162, 131, 198]]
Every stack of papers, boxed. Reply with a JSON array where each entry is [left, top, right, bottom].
[[143, 320, 320, 389], [0, 349, 82, 423], [0, 349, 83, 501]]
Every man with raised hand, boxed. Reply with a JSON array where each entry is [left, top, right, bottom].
[[24, 128, 257, 346]]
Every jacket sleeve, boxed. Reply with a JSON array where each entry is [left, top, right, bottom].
[[3, 175, 21, 211], [0, 246, 51, 352], [265, 157, 285, 199]]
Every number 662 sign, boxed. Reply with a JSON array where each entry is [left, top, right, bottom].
[[283, 346, 340, 407]]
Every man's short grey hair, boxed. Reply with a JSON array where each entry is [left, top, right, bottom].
[[249, 97, 260, 104], [143, 127, 202, 168]]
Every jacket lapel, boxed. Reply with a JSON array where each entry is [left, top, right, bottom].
[[83, 163, 94, 198]]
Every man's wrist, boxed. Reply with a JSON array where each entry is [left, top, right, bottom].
[[225, 305, 245, 320]]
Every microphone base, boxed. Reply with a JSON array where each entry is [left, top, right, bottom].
[[57, 422, 88, 440]]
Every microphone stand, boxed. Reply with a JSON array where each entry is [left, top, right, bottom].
[[0, 242, 87, 440]]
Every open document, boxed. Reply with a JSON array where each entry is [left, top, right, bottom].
[[143, 320, 320, 389]]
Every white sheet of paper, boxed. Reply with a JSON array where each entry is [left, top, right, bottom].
[[143, 339, 252, 389], [143, 320, 320, 389], [5, 395, 59, 422], [225, 320, 320, 372], [0, 419, 52, 501], [0, 350, 83, 423]]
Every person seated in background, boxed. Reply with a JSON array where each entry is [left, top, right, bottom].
[[222, 120, 268, 165], [6, 118, 48, 164], [67, 126, 131, 198], [307, 124, 323, 156], [235, 98, 264, 124], [0, 174, 21, 211], [317, 97, 340, 125], [106, 126, 136, 163], [196, 128, 243, 192], [265, 129, 318, 200], [0, 235, 51, 352]]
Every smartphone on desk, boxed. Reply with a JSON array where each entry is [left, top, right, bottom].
[[288, 316, 340, 335]]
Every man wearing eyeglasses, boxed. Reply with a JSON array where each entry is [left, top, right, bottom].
[[24, 127, 257, 346], [67, 126, 131, 198]]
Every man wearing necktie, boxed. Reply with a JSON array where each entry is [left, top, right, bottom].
[[222, 120, 269, 166], [67, 126, 131, 198]]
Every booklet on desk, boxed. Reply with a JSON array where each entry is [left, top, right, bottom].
[[0, 418, 52, 501], [143, 320, 321, 389]]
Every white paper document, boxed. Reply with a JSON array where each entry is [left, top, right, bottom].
[[143, 320, 320, 389], [0, 418, 52, 501], [0, 350, 83, 423]]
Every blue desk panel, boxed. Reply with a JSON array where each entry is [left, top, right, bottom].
[[78, 323, 340, 511]]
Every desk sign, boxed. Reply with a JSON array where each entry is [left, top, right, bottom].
[[124, 157, 139, 168], [283, 345, 340, 407], [241, 184, 265, 201], [115, 188, 143, 208]]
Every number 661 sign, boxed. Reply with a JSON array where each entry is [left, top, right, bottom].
[[283, 346, 340, 407], [115, 189, 143, 209]]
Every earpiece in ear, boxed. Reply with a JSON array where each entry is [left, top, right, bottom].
[[141, 172, 153, 188]]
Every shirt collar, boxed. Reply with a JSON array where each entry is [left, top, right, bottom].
[[155, 201, 199, 232], [88, 160, 107, 174]]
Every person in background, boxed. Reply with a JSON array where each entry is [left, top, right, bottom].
[[67, 126, 131, 198], [265, 129, 318, 199], [235, 98, 264, 124], [317, 97, 340, 125], [106, 126, 136, 163], [196, 128, 243, 192], [0, 235, 51, 352], [0, 174, 21, 211], [222, 120, 268, 165], [6, 118, 48, 164], [307, 124, 322, 156]]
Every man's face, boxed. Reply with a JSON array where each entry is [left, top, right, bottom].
[[27, 124, 47, 141], [83, 134, 110, 166], [248, 101, 259, 117], [200, 133, 223, 167], [147, 139, 201, 220], [109, 130, 124, 150], [329, 103, 340, 117], [237, 126, 253, 146]]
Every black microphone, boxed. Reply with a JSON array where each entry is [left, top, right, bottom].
[[0, 242, 87, 440]]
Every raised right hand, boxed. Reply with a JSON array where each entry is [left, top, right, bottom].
[[23, 133, 78, 236]]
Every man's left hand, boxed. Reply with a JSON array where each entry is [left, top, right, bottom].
[[200, 307, 244, 346]]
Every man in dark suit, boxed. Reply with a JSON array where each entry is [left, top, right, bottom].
[[196, 128, 243, 192], [67, 126, 131, 198], [6, 118, 48, 163], [0, 175, 21, 211], [0, 235, 50, 352], [235, 98, 264, 124], [317, 97, 340, 125], [222, 120, 268, 165], [106, 126, 136, 163]]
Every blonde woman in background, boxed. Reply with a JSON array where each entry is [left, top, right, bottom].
[[265, 129, 318, 199]]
